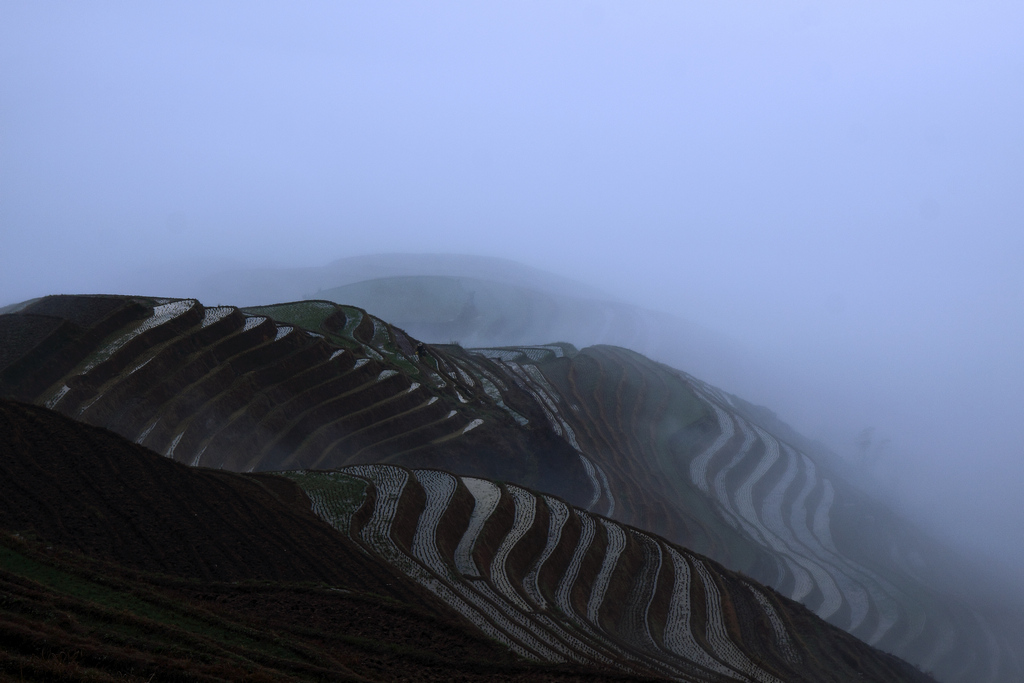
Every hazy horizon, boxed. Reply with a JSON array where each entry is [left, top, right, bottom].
[[2, 2, 1022, 594]]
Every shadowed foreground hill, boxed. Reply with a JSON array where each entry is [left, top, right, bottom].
[[0, 399, 666, 682], [0, 399, 935, 683]]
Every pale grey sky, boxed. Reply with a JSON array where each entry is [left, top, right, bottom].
[[2, 1, 1022, 583]]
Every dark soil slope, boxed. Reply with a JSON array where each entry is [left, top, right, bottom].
[[0, 399, 403, 593], [0, 399, 664, 682]]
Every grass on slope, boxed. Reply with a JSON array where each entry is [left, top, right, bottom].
[[240, 301, 339, 336], [242, 302, 422, 377]]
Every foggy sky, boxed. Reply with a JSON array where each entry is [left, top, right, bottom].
[[2, 2, 1022, 585]]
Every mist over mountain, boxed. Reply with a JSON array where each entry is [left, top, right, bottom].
[[95, 253, 758, 400], [4, 248, 1023, 611], [2, 2, 1022, 678], [36, 250, 1019, 602]]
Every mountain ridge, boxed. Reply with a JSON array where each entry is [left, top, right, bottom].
[[1, 293, 1018, 682]]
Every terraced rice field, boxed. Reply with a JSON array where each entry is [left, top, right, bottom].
[[282, 464, 929, 683], [468, 344, 1018, 683], [0, 295, 591, 506], [1, 295, 1017, 683]]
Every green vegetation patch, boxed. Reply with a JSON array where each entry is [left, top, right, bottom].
[[241, 301, 339, 335], [320, 277, 468, 324], [335, 305, 366, 338], [281, 470, 369, 537]]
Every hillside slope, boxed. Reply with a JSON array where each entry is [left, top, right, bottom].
[[0, 398, 663, 682], [0, 399, 934, 683], [1, 294, 1017, 682], [462, 343, 1020, 683], [283, 462, 937, 683], [0, 295, 589, 505]]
